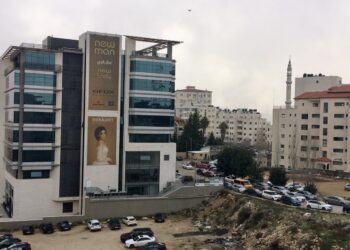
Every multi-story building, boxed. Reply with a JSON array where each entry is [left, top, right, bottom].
[[175, 86, 212, 120], [271, 60, 350, 172], [0, 32, 181, 220]]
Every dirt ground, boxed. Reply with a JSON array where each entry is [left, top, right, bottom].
[[11, 216, 210, 250], [288, 174, 350, 199]]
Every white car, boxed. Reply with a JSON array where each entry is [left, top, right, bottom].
[[182, 164, 194, 170], [285, 182, 304, 191], [87, 219, 102, 231], [125, 234, 156, 248], [306, 200, 332, 211], [122, 216, 137, 226], [262, 190, 282, 201]]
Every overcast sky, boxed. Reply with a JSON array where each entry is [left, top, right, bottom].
[[1, 0, 350, 121]]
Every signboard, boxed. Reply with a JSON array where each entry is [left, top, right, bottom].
[[87, 117, 117, 165], [89, 34, 120, 110]]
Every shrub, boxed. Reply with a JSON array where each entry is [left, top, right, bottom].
[[304, 181, 318, 194], [237, 207, 252, 224], [269, 167, 288, 186]]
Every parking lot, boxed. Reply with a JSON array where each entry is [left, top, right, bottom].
[[10, 216, 201, 250]]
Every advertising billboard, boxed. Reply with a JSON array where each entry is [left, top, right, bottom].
[[87, 117, 117, 165], [89, 34, 120, 110]]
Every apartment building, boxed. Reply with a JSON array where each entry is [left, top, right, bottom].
[[271, 60, 350, 172], [0, 32, 180, 220]]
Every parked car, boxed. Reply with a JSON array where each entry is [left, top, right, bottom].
[[22, 225, 34, 235], [244, 188, 262, 197], [233, 178, 253, 189], [306, 200, 332, 211], [231, 184, 246, 193], [0, 234, 12, 241], [253, 182, 270, 191], [323, 196, 349, 206], [262, 190, 282, 201], [203, 170, 215, 177], [344, 183, 350, 191], [0, 238, 21, 249], [107, 218, 121, 230], [123, 216, 137, 226], [182, 163, 194, 170], [125, 235, 156, 248], [342, 202, 350, 213], [39, 223, 54, 234], [181, 175, 194, 184], [272, 186, 287, 193], [138, 242, 167, 250], [57, 220, 72, 231], [154, 213, 166, 223], [281, 195, 301, 206], [6, 242, 31, 250], [285, 191, 306, 203], [285, 182, 304, 191], [120, 228, 154, 243], [87, 219, 102, 232], [176, 156, 183, 161], [295, 190, 317, 200]]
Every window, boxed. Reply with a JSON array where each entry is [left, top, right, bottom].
[[333, 148, 344, 153], [301, 135, 307, 141], [164, 155, 170, 161], [129, 97, 174, 110], [301, 114, 308, 119], [280, 144, 285, 148], [301, 124, 308, 130], [312, 114, 320, 118], [301, 146, 307, 152], [322, 139, 327, 147], [130, 79, 175, 93], [323, 128, 327, 136], [14, 92, 55, 105], [322, 151, 327, 157], [334, 125, 344, 130], [22, 170, 50, 179], [14, 72, 55, 87], [311, 125, 320, 129], [311, 146, 319, 151], [280, 155, 284, 159], [335, 102, 345, 106], [311, 136, 319, 140], [334, 114, 345, 118], [323, 102, 328, 113], [14, 111, 55, 124], [62, 202, 73, 213], [11, 130, 55, 143], [323, 117, 328, 124], [129, 134, 170, 143], [333, 161, 343, 165], [334, 137, 344, 141], [130, 60, 175, 75], [281, 124, 285, 128], [281, 134, 285, 138], [129, 115, 174, 127], [312, 102, 319, 107]]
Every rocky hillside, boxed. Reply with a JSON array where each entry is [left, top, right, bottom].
[[181, 190, 350, 250]]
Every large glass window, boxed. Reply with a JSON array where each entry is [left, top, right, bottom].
[[15, 72, 55, 87], [130, 79, 174, 93], [129, 134, 170, 143], [129, 115, 174, 127], [130, 60, 175, 75], [23, 170, 50, 179], [14, 111, 55, 124], [14, 92, 55, 105], [24, 51, 55, 70], [8, 149, 54, 162], [12, 131, 55, 143], [129, 97, 174, 110]]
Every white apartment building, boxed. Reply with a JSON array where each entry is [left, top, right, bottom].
[[272, 60, 350, 172], [175, 86, 212, 119], [199, 106, 272, 146]]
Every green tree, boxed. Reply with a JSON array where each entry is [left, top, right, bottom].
[[304, 181, 318, 194], [219, 121, 229, 143], [207, 132, 218, 146], [200, 116, 210, 136], [177, 110, 205, 152], [269, 167, 288, 186], [217, 145, 258, 178]]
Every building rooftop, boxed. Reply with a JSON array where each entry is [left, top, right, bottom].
[[295, 84, 350, 100], [176, 86, 212, 92]]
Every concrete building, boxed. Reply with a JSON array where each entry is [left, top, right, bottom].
[[0, 32, 181, 220], [175, 86, 212, 120], [271, 60, 349, 172]]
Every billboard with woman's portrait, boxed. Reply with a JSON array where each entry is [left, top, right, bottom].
[[87, 117, 116, 165]]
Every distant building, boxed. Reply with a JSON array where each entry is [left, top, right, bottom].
[[271, 60, 350, 172]]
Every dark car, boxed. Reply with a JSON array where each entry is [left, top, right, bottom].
[[244, 188, 262, 197], [181, 175, 194, 184], [138, 242, 166, 250], [0, 233, 13, 241], [120, 228, 154, 243], [323, 196, 348, 206], [107, 218, 121, 230], [57, 221, 71, 231], [343, 202, 350, 213], [39, 223, 54, 234], [22, 225, 34, 235], [0, 238, 21, 248], [281, 195, 301, 206], [154, 213, 166, 223], [7, 242, 31, 250]]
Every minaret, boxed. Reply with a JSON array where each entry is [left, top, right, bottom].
[[285, 59, 292, 108]]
